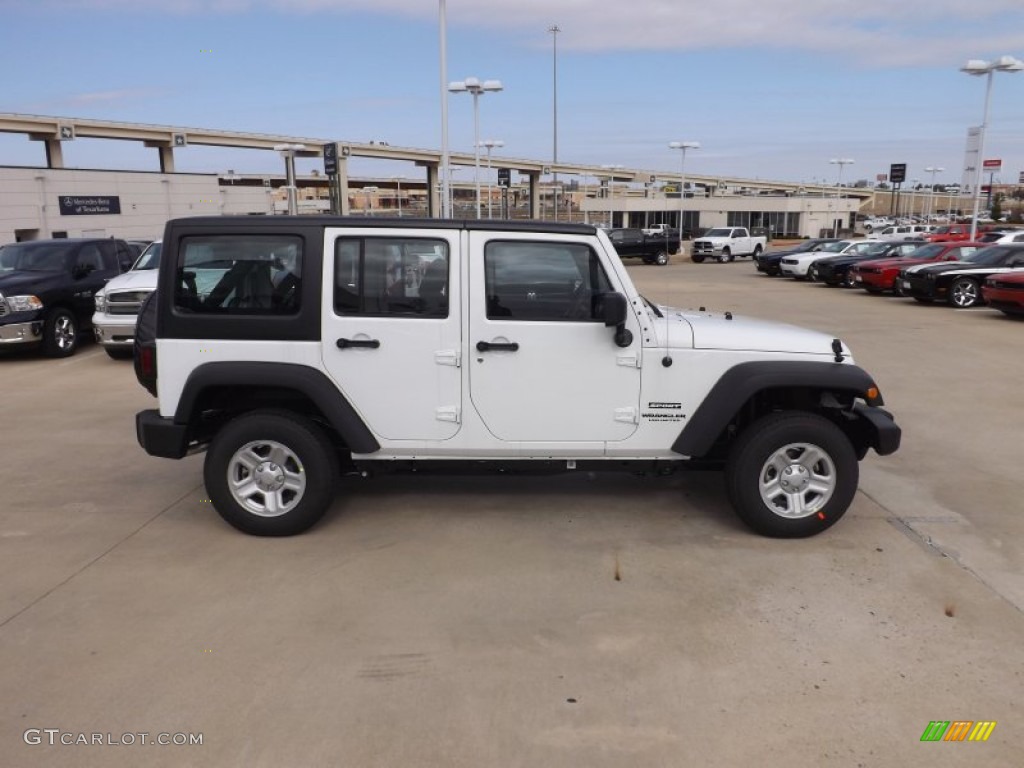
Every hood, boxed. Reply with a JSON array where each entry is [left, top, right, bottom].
[[660, 306, 846, 357], [100, 268, 159, 294], [0, 270, 63, 294]]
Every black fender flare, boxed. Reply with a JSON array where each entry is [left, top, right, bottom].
[[174, 362, 380, 454], [671, 361, 886, 457]]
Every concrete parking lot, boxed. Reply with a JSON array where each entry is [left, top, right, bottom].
[[2, 255, 1022, 767]]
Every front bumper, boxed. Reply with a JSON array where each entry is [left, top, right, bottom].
[[850, 403, 901, 456], [136, 409, 190, 459], [780, 261, 809, 276], [0, 320, 43, 346], [92, 314, 138, 347], [900, 275, 942, 299]]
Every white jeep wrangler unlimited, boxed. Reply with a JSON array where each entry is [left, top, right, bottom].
[[135, 217, 900, 538]]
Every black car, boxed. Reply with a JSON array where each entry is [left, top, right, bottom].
[[754, 238, 839, 276], [811, 241, 925, 287], [899, 244, 1024, 308], [0, 238, 132, 356]]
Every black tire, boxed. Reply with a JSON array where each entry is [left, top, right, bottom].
[[204, 410, 338, 536], [105, 347, 134, 360], [654, 251, 669, 266], [691, 254, 705, 264], [892, 280, 906, 297], [842, 271, 857, 289], [948, 277, 981, 308], [717, 248, 733, 264], [752, 245, 763, 258], [864, 286, 883, 295], [725, 412, 858, 538], [42, 308, 78, 357], [913, 297, 932, 303], [807, 264, 819, 282]]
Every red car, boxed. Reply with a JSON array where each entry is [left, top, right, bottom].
[[851, 242, 984, 295], [982, 271, 1024, 316], [923, 224, 973, 243]]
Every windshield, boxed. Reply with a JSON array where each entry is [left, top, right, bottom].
[[963, 246, 1014, 266], [820, 240, 852, 253], [133, 241, 162, 270], [905, 244, 943, 259], [703, 228, 733, 237], [861, 243, 893, 256], [0, 242, 72, 272]]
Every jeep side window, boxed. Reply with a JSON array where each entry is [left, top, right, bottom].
[[76, 245, 101, 272], [174, 235, 303, 314], [483, 241, 612, 322], [333, 237, 449, 318]]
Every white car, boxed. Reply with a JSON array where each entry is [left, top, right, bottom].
[[863, 217, 893, 232], [780, 239, 881, 279], [874, 225, 934, 241], [92, 240, 161, 358]]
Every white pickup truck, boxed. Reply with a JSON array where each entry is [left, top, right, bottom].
[[691, 227, 767, 263]]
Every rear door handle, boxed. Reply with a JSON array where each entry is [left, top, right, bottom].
[[476, 340, 519, 352], [337, 338, 380, 349]]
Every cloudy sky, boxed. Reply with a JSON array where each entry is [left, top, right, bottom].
[[1, 0, 1023, 187]]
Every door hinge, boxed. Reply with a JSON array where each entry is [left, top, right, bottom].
[[616, 352, 641, 368], [614, 407, 638, 424], [435, 349, 461, 368], [436, 405, 461, 423]]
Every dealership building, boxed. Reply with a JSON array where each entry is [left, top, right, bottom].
[[0, 113, 868, 244]]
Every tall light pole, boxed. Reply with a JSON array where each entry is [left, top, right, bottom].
[[669, 141, 700, 236], [362, 185, 378, 215], [449, 76, 503, 219], [439, 1, 450, 218], [961, 56, 1024, 239], [829, 157, 854, 236], [478, 139, 504, 219], [549, 24, 560, 221], [924, 166, 944, 220], [600, 164, 623, 228]]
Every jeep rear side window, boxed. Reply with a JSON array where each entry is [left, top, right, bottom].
[[333, 237, 449, 318], [174, 235, 302, 315], [483, 241, 612, 322]]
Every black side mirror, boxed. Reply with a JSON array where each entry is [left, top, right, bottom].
[[600, 292, 633, 348]]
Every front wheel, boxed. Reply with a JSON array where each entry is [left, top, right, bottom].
[[717, 248, 733, 264], [842, 271, 857, 289], [725, 412, 858, 538], [949, 277, 981, 308], [204, 411, 338, 536], [691, 254, 705, 264], [42, 308, 78, 357], [654, 250, 669, 266]]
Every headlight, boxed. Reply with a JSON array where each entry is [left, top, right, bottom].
[[94, 293, 106, 311], [7, 295, 43, 312]]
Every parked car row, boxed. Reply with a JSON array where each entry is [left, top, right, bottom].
[[0, 236, 155, 357], [754, 236, 1024, 316]]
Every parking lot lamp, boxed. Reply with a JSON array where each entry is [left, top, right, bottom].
[[924, 166, 944, 220], [390, 176, 404, 217], [449, 77, 504, 219], [478, 139, 504, 219], [669, 141, 700, 233], [829, 158, 854, 235], [961, 56, 1024, 239]]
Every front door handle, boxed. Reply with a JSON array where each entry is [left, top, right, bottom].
[[337, 338, 380, 349], [476, 340, 519, 352]]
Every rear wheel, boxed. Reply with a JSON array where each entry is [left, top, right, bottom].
[[42, 308, 78, 358], [204, 411, 338, 536], [104, 348, 134, 360], [752, 245, 763, 259], [725, 412, 858, 538]]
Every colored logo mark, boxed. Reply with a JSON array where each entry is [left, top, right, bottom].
[[920, 721, 996, 742]]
